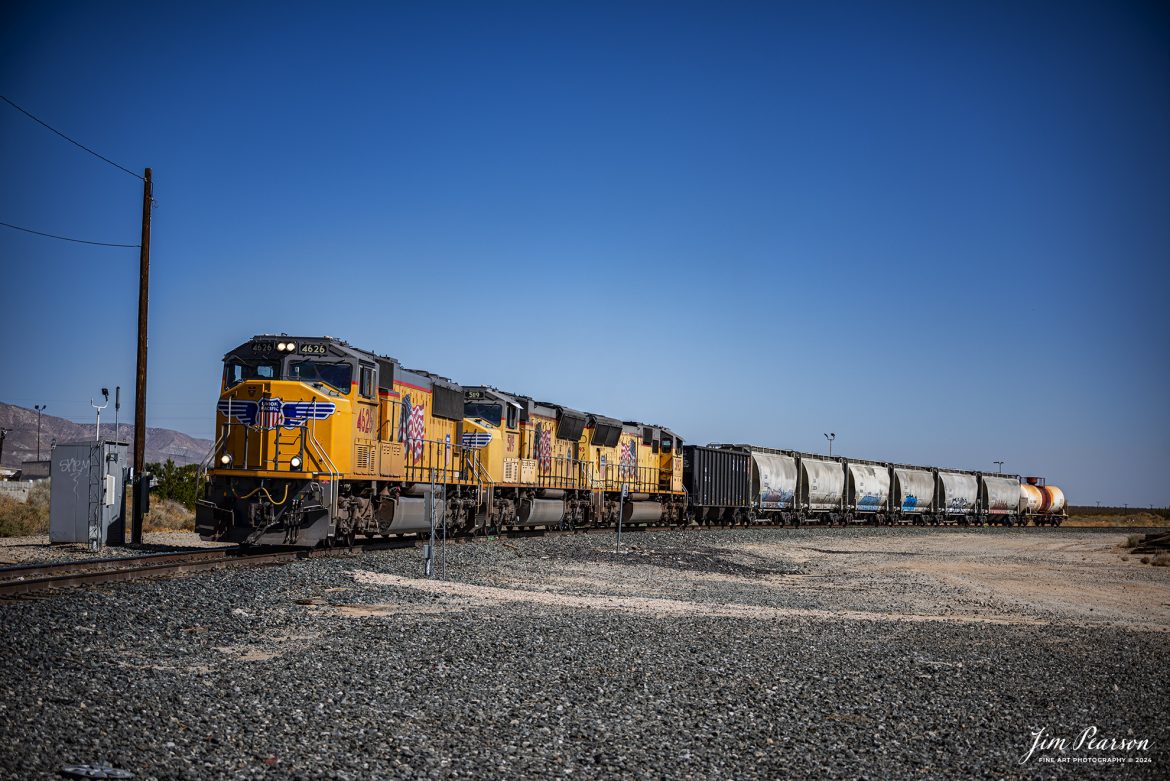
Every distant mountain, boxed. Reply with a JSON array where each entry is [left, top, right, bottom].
[[0, 402, 213, 468]]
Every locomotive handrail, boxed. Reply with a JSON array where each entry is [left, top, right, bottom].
[[199, 424, 229, 480], [305, 418, 340, 519], [468, 449, 493, 486]]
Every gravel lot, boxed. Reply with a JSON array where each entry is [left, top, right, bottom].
[[1, 527, 1166, 780]]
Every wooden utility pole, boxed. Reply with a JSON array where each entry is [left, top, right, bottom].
[[131, 167, 152, 545]]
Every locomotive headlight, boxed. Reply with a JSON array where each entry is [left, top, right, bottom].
[[285, 342, 296, 352], [290, 456, 302, 470], [219, 453, 233, 466], [276, 342, 287, 352]]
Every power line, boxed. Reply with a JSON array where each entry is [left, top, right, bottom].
[[0, 95, 143, 181], [0, 220, 140, 248]]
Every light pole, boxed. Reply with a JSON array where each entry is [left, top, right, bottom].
[[91, 388, 109, 442], [34, 404, 46, 460], [824, 432, 836, 458], [0, 428, 7, 466], [994, 460, 1004, 474]]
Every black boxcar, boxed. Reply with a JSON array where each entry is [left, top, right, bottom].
[[683, 445, 750, 523]]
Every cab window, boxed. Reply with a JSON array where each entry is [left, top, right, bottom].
[[464, 402, 502, 426], [288, 360, 353, 392], [506, 404, 519, 429], [225, 361, 277, 388], [359, 365, 375, 398]]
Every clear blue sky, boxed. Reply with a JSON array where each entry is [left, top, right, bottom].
[[1, 1, 1167, 506]]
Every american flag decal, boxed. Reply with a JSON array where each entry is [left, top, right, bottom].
[[620, 439, 637, 479], [407, 401, 425, 461], [537, 423, 552, 473]]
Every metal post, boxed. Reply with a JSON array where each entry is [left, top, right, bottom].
[[113, 387, 120, 445], [91, 389, 109, 443], [994, 460, 1004, 474], [616, 483, 627, 552], [824, 433, 835, 458], [131, 168, 152, 545], [35, 405, 46, 460], [441, 481, 447, 579], [0, 428, 7, 466], [425, 468, 436, 578]]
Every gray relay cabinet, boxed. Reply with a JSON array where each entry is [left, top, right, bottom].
[[49, 440, 129, 547]]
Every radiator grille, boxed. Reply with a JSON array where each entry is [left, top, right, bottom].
[[355, 445, 373, 472]]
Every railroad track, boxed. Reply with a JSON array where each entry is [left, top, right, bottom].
[[0, 548, 313, 598]]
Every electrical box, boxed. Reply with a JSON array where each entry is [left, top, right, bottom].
[[104, 474, 116, 507], [50, 440, 130, 547]]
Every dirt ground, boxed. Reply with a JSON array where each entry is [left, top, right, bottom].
[[332, 527, 1170, 633]]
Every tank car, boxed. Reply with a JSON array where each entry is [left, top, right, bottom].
[[1019, 476, 1067, 526]]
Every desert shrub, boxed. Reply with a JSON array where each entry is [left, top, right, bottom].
[[0, 481, 51, 536], [147, 459, 202, 509], [143, 498, 195, 532], [1125, 534, 1142, 548], [1153, 553, 1170, 568]]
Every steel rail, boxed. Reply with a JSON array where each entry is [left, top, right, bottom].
[[0, 547, 241, 581], [0, 549, 299, 597]]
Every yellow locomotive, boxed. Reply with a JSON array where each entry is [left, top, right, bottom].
[[196, 335, 685, 546]]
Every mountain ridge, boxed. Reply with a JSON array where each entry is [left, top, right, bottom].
[[0, 402, 213, 468]]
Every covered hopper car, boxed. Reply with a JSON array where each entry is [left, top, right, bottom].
[[684, 444, 1067, 527]]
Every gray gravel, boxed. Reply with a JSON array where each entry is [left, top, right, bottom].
[[1, 527, 1166, 780], [0, 533, 233, 566]]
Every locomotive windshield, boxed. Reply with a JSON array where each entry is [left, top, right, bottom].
[[287, 359, 353, 392], [224, 361, 277, 388], [464, 402, 502, 425]]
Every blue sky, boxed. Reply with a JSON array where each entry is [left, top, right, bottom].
[[1, 1, 1167, 506]]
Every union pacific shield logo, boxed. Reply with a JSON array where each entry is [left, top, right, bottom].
[[258, 398, 284, 429]]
